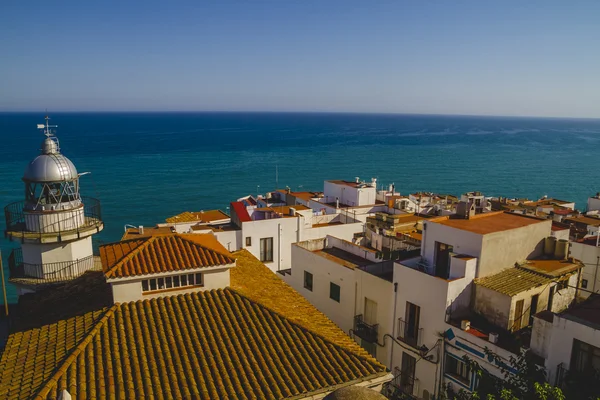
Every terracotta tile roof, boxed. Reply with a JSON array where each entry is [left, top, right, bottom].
[[101, 234, 235, 279], [475, 268, 554, 296], [435, 211, 548, 234], [165, 209, 229, 224], [0, 250, 386, 399]]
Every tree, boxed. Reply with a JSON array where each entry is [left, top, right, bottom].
[[441, 349, 565, 400]]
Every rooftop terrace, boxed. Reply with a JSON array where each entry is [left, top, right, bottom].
[[434, 211, 547, 234]]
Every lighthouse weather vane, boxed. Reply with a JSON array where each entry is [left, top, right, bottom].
[[37, 115, 58, 138]]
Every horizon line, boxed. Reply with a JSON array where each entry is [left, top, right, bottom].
[[1, 110, 600, 121]]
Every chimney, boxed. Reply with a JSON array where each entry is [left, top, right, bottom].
[[138, 225, 144, 235], [336, 197, 340, 209], [289, 207, 296, 216], [355, 176, 360, 183]]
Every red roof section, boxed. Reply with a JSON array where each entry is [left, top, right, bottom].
[[231, 201, 251, 223]]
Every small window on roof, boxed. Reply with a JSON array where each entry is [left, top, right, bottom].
[[173, 275, 180, 287], [195, 273, 203, 285], [165, 277, 173, 289], [142, 280, 149, 292], [149, 279, 157, 291], [181, 274, 188, 286]]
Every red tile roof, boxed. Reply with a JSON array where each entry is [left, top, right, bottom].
[[231, 201, 251, 223], [101, 234, 235, 279]]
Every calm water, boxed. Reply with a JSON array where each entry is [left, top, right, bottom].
[[1, 112, 600, 302]]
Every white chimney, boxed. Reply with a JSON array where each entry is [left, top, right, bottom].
[[138, 225, 144, 235], [336, 197, 340, 209], [355, 176, 360, 183], [289, 207, 296, 216], [488, 332, 499, 344]]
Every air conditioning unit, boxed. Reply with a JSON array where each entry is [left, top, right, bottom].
[[488, 332, 499, 344]]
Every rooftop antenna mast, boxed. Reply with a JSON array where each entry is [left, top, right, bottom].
[[37, 115, 58, 138]]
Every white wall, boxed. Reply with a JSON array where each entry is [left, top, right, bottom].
[[241, 217, 299, 272], [531, 314, 553, 359], [323, 181, 376, 207], [587, 196, 600, 212], [110, 267, 233, 303], [22, 236, 94, 265], [286, 243, 357, 334], [570, 241, 600, 297], [421, 222, 484, 274], [545, 314, 600, 384]]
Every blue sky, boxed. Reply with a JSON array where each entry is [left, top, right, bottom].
[[1, 0, 599, 117]]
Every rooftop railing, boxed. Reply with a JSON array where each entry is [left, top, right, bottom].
[[8, 248, 99, 285], [4, 196, 102, 241]]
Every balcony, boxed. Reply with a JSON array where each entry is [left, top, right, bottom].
[[8, 248, 101, 286], [386, 368, 419, 399], [353, 314, 379, 343], [397, 318, 423, 349], [4, 196, 103, 243]]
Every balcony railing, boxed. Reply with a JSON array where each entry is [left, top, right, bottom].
[[397, 318, 423, 349], [8, 248, 100, 284], [555, 362, 568, 388], [387, 368, 419, 399], [4, 196, 102, 241], [353, 314, 379, 343]]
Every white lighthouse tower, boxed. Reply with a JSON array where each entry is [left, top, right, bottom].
[[4, 116, 104, 296]]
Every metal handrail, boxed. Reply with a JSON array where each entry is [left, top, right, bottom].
[[397, 318, 423, 349], [4, 196, 102, 239], [353, 314, 379, 343], [8, 248, 98, 283], [389, 368, 419, 398]]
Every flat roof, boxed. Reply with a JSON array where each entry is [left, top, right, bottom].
[[122, 226, 174, 240], [314, 247, 372, 270], [165, 209, 229, 224], [434, 211, 547, 235], [564, 215, 600, 227], [560, 295, 600, 329], [518, 259, 582, 277], [327, 180, 364, 188]]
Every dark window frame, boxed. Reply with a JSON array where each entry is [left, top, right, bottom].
[[304, 271, 313, 291], [330, 282, 341, 302]]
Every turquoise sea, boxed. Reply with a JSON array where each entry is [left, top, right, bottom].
[[1, 112, 600, 302]]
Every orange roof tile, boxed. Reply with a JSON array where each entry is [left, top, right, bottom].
[[434, 211, 548, 234], [0, 250, 387, 400], [101, 234, 235, 279]]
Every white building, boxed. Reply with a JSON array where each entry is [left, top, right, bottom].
[[387, 211, 581, 399], [531, 294, 600, 396], [587, 193, 600, 213], [323, 178, 377, 207], [5, 117, 104, 296], [282, 236, 395, 365], [569, 235, 600, 298]]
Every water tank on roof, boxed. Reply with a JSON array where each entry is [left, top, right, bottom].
[[544, 236, 557, 256], [554, 239, 569, 260]]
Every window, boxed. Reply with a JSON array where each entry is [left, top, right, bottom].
[[260, 237, 273, 262], [571, 339, 600, 375], [304, 271, 313, 291], [445, 354, 470, 385], [330, 282, 340, 302], [434, 242, 453, 279], [141, 273, 203, 293], [400, 302, 421, 347], [245, 237, 252, 246], [582, 279, 588, 289]]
